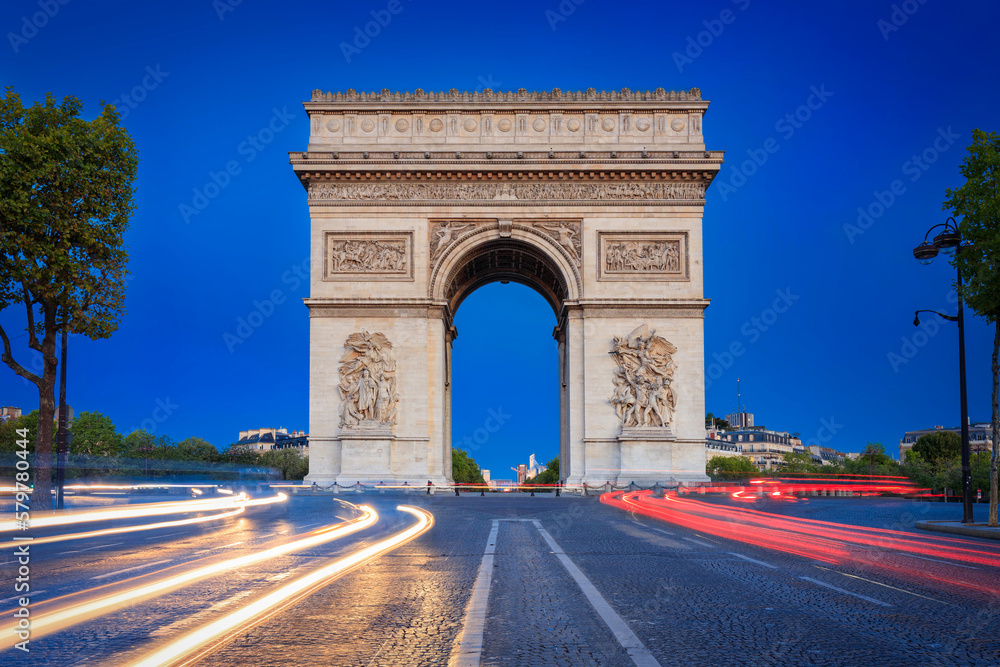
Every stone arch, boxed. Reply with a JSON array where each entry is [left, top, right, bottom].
[[430, 224, 582, 316]]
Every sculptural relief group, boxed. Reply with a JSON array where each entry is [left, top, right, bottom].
[[338, 331, 400, 428], [610, 325, 678, 429]]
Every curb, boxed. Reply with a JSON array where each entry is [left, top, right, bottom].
[[916, 520, 1000, 541]]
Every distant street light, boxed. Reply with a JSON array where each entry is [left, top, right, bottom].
[[912, 216, 973, 523]]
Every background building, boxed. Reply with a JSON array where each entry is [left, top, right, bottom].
[[899, 423, 993, 461], [0, 406, 22, 422], [725, 411, 754, 429], [234, 428, 309, 456]]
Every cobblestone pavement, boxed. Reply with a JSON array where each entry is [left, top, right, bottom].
[[6, 494, 1000, 666]]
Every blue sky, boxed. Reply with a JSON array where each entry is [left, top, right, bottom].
[[1, 0, 998, 478]]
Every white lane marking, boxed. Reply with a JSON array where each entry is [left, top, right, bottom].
[[144, 531, 188, 541], [257, 533, 277, 539], [192, 541, 244, 556], [799, 576, 893, 607], [533, 520, 662, 667], [91, 559, 172, 581], [0, 591, 45, 604], [651, 527, 676, 537], [208, 589, 254, 611], [266, 571, 295, 582], [681, 537, 716, 548], [297, 522, 321, 530], [62, 542, 123, 555], [897, 553, 978, 570], [448, 520, 499, 667], [817, 567, 950, 605], [729, 552, 777, 569]]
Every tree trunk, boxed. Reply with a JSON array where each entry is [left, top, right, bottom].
[[33, 319, 58, 510], [990, 320, 999, 526], [34, 358, 56, 510]]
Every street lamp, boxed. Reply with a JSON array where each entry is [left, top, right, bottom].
[[912, 217, 973, 523]]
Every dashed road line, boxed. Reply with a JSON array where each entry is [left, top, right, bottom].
[[533, 520, 662, 667], [799, 576, 893, 607], [62, 542, 123, 555], [144, 531, 187, 541], [192, 541, 244, 556], [448, 519, 499, 667], [729, 552, 777, 569], [816, 567, 951, 605], [681, 537, 716, 548], [897, 553, 978, 570], [0, 591, 45, 604], [91, 559, 172, 581]]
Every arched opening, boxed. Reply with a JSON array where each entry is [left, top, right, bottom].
[[436, 233, 579, 486], [451, 283, 558, 484]]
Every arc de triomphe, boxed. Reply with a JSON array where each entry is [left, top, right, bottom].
[[290, 87, 721, 487]]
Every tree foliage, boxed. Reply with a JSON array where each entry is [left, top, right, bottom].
[[70, 411, 124, 457], [707, 454, 758, 480], [912, 431, 961, 463], [452, 448, 485, 484], [944, 128, 1000, 525], [0, 89, 138, 505], [528, 457, 560, 486]]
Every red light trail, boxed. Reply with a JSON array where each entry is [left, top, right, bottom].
[[602, 490, 1000, 597]]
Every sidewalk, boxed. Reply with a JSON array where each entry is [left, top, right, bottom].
[[916, 520, 1000, 541]]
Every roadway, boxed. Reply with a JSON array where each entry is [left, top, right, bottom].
[[1, 491, 998, 666]]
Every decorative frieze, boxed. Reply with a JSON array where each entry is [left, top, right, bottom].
[[610, 324, 677, 430], [324, 231, 413, 281], [598, 232, 689, 281], [310, 87, 703, 104], [310, 181, 706, 202]]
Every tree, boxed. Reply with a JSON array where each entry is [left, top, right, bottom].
[[176, 437, 218, 462], [944, 128, 1000, 525], [0, 90, 137, 506], [69, 411, 124, 457], [706, 412, 730, 430], [0, 411, 37, 454], [912, 431, 961, 463], [528, 457, 560, 486], [781, 451, 821, 474], [452, 448, 485, 484], [259, 449, 308, 480], [706, 455, 758, 480]]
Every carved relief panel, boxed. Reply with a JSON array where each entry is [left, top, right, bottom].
[[598, 232, 688, 281], [324, 231, 413, 281], [610, 324, 677, 430], [339, 331, 399, 430]]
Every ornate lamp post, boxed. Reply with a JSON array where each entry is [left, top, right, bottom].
[[912, 217, 973, 523]]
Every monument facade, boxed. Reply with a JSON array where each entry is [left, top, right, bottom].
[[290, 87, 722, 486]]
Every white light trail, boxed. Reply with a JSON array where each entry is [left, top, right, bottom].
[[129, 505, 434, 667]]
